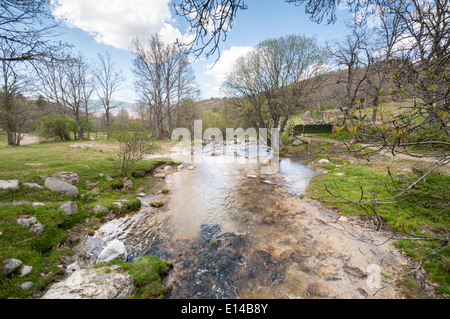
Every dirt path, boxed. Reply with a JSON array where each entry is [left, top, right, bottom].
[[20, 134, 40, 145], [301, 134, 449, 173]]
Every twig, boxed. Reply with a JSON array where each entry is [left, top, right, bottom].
[[14, 229, 50, 245]]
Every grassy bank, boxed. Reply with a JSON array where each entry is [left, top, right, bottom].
[[296, 135, 449, 297], [0, 139, 177, 299]]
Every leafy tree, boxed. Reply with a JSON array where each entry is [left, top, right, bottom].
[[224, 34, 330, 140]]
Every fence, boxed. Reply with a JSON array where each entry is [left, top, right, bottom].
[[294, 124, 333, 135]]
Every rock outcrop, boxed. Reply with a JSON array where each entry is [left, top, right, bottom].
[[41, 265, 136, 299]]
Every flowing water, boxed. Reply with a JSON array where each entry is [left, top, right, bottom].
[[89, 140, 406, 299]]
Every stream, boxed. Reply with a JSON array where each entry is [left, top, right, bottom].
[[85, 140, 407, 299]]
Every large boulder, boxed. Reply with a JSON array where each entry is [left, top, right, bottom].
[[45, 177, 79, 197], [58, 201, 78, 216], [72, 236, 107, 268], [96, 239, 128, 264], [41, 266, 136, 299], [0, 180, 19, 192]]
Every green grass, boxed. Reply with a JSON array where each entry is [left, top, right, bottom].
[[307, 163, 450, 295], [0, 203, 89, 298], [150, 201, 164, 208], [95, 256, 172, 299], [0, 140, 176, 299]]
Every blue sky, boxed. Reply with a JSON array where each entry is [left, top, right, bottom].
[[50, 0, 351, 103]]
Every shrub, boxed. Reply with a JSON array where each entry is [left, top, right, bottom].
[[111, 123, 160, 177], [36, 115, 72, 141]]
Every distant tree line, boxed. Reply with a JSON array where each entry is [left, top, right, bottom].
[[0, 1, 200, 145]]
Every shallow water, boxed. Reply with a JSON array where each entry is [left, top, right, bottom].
[[92, 142, 405, 299]]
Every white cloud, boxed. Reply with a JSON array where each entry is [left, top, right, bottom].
[[204, 46, 253, 96], [51, 0, 182, 50]]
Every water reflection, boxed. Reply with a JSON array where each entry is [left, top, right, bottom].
[[164, 156, 316, 243]]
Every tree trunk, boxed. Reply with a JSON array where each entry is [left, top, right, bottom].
[[75, 114, 83, 141], [105, 108, 110, 139], [85, 115, 90, 140]]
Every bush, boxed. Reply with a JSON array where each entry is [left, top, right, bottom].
[[111, 123, 160, 177], [36, 115, 73, 141]]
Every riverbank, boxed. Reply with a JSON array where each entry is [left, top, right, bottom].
[[0, 138, 178, 299], [283, 133, 449, 298]]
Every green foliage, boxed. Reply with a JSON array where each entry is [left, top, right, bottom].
[[409, 125, 450, 154], [109, 179, 124, 190], [203, 109, 227, 135], [36, 114, 73, 141], [35, 114, 95, 142], [94, 209, 108, 218]]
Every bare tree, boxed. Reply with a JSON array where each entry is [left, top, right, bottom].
[[81, 67, 96, 140], [175, 0, 377, 60], [363, 1, 405, 123], [132, 36, 166, 138], [175, 0, 247, 60], [324, 0, 449, 293], [0, 0, 68, 145], [0, 0, 63, 63], [339, 0, 449, 165], [132, 35, 198, 138], [0, 42, 36, 145], [331, 25, 374, 123], [37, 53, 93, 140], [111, 122, 159, 177], [92, 52, 125, 139], [62, 56, 92, 141]]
